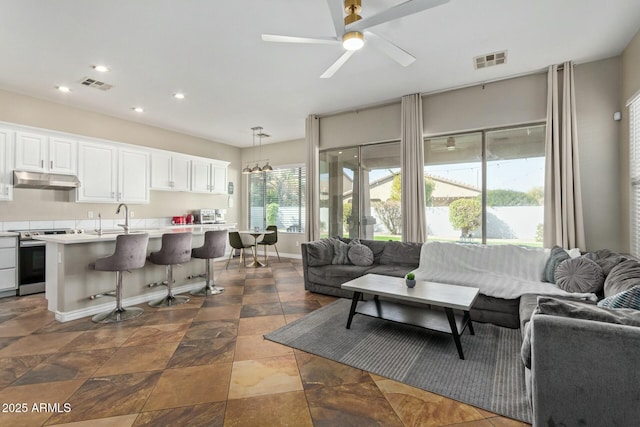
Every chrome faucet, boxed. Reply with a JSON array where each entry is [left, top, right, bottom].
[[94, 213, 103, 236], [116, 203, 129, 234]]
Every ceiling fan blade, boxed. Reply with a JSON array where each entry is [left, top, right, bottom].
[[325, 0, 345, 37], [320, 50, 356, 79], [348, 0, 450, 32], [364, 31, 415, 67], [261, 34, 340, 45]]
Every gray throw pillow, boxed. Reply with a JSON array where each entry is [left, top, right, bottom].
[[543, 246, 570, 283], [331, 238, 350, 265], [598, 286, 640, 310], [593, 249, 624, 276], [306, 239, 334, 266], [603, 259, 640, 297], [554, 256, 604, 294], [538, 296, 640, 326], [348, 243, 374, 266]]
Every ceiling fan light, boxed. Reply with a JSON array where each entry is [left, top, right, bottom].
[[342, 31, 364, 51]]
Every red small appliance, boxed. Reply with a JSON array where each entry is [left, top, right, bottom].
[[172, 216, 186, 225]]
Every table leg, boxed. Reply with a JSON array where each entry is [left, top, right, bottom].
[[445, 307, 465, 360], [464, 310, 475, 335], [248, 235, 266, 267], [346, 292, 362, 329]]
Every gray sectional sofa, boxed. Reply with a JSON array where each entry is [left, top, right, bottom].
[[302, 238, 640, 425]]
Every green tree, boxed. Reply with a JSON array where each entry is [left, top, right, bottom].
[[449, 198, 481, 235], [389, 174, 436, 206], [266, 203, 279, 226], [482, 189, 539, 207], [527, 187, 544, 205], [343, 202, 352, 233]]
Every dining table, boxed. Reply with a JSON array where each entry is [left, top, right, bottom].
[[239, 229, 275, 267]]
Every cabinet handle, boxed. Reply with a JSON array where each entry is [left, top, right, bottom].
[[41, 160, 44, 168], [50, 160, 53, 169], [111, 192, 115, 198]]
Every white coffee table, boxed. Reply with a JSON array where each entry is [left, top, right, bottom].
[[341, 273, 480, 359]]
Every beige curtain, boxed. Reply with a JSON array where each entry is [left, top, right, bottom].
[[305, 114, 320, 242], [400, 94, 427, 243], [543, 62, 585, 249]]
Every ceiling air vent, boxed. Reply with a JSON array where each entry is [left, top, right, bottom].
[[474, 51, 507, 70], [79, 77, 113, 91]]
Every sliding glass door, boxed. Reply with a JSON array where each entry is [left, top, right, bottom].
[[320, 142, 401, 240]]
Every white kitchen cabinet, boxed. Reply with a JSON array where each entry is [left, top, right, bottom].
[[0, 236, 18, 292], [118, 148, 149, 203], [150, 151, 191, 192], [15, 132, 77, 175], [190, 157, 229, 194], [77, 141, 149, 204], [0, 128, 13, 201], [76, 141, 118, 202]]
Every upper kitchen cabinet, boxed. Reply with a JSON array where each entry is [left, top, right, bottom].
[[150, 151, 191, 192], [76, 141, 149, 203], [191, 157, 229, 194], [15, 131, 77, 175], [0, 128, 13, 201]]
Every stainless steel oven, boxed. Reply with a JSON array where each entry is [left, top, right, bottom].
[[12, 229, 71, 296]]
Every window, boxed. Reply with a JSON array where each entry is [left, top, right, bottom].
[[248, 165, 306, 233], [424, 124, 545, 246], [629, 93, 640, 257], [319, 142, 401, 240]]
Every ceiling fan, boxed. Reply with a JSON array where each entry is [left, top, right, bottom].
[[262, 0, 450, 78]]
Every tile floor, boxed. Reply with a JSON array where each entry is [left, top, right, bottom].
[[0, 258, 530, 427]]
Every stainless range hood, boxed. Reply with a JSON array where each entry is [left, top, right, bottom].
[[13, 170, 80, 190]]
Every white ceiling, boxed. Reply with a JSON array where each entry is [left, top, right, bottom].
[[0, 0, 639, 147]]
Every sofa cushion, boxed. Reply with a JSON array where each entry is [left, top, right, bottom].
[[593, 249, 625, 276], [348, 243, 374, 266], [554, 257, 604, 294], [331, 238, 351, 265], [598, 286, 640, 310], [603, 259, 640, 297], [360, 240, 387, 264], [305, 239, 334, 266], [380, 241, 421, 266], [306, 265, 372, 287], [543, 246, 570, 283]]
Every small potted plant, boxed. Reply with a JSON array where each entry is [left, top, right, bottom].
[[405, 272, 416, 288]]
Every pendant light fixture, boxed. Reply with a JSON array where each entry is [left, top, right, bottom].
[[243, 126, 272, 174]]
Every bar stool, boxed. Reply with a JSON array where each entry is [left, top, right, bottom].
[[89, 233, 149, 323], [148, 232, 192, 307], [190, 229, 228, 296]]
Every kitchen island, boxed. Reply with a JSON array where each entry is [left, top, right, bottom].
[[35, 224, 236, 322]]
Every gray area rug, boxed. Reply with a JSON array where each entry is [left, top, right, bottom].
[[265, 298, 531, 423]]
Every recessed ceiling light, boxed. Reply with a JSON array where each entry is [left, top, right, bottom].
[[56, 86, 71, 93], [173, 93, 185, 99], [132, 107, 144, 113], [92, 65, 110, 72]]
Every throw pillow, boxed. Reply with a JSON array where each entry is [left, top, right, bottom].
[[331, 238, 351, 265], [543, 245, 570, 283], [537, 296, 640, 325], [598, 286, 640, 310], [348, 243, 374, 266], [603, 259, 640, 297], [306, 239, 334, 266], [593, 249, 624, 276], [554, 256, 605, 294]]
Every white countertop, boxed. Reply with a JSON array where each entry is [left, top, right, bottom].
[[0, 232, 19, 237], [33, 223, 236, 244]]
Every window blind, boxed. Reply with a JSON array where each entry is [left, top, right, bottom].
[[248, 166, 306, 233], [630, 95, 640, 257]]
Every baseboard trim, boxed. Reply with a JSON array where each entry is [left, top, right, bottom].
[[54, 281, 205, 323]]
